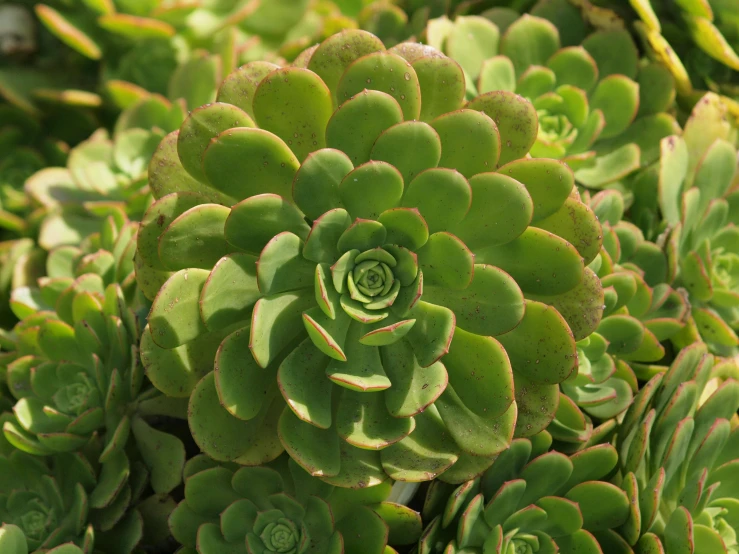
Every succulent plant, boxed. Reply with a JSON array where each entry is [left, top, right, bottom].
[[0, 523, 84, 554], [424, 5, 681, 190], [417, 430, 631, 553], [614, 341, 739, 553], [512, 185, 687, 450], [169, 452, 421, 553], [0, 417, 95, 553], [0, 104, 66, 236], [622, 0, 739, 114], [0, 522, 84, 554], [137, 28, 602, 486], [0, 214, 185, 552], [644, 93, 739, 356], [24, 126, 160, 253]]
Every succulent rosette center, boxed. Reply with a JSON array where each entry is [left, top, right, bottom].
[[141, 29, 603, 486], [342, 248, 399, 308], [536, 110, 577, 150], [259, 518, 300, 553], [52, 376, 98, 416], [17, 504, 55, 541], [712, 252, 739, 291], [513, 538, 535, 554]]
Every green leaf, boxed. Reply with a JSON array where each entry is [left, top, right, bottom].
[[497, 158, 573, 222], [131, 417, 185, 494], [257, 233, 315, 295], [168, 52, 219, 111], [566, 481, 629, 531], [380, 408, 459, 482], [411, 55, 467, 121], [582, 29, 639, 80], [278, 338, 333, 428], [466, 91, 539, 166], [378, 208, 429, 251], [423, 264, 524, 336], [527, 267, 603, 341], [336, 388, 414, 449], [147, 132, 228, 204], [189, 372, 283, 464], [307, 29, 385, 105], [664, 506, 694, 554], [253, 68, 333, 162], [98, 14, 174, 39], [575, 143, 641, 189], [498, 299, 576, 384], [381, 338, 446, 417], [250, 289, 315, 368], [304, 209, 352, 264], [158, 204, 232, 271], [476, 227, 584, 295], [589, 75, 639, 139], [148, 269, 209, 349], [337, 220, 387, 252], [534, 197, 601, 265], [431, 109, 501, 178], [402, 168, 471, 235], [554, 529, 604, 554], [340, 161, 403, 220], [478, 56, 516, 94], [336, 505, 390, 554], [337, 51, 421, 121], [416, 232, 474, 290], [226, 193, 309, 254], [371, 121, 442, 185], [435, 327, 516, 455], [637, 63, 676, 117], [446, 16, 499, 81], [210, 328, 274, 425], [203, 128, 299, 202], [500, 15, 560, 77], [199, 253, 259, 332], [0, 524, 28, 554], [599, 315, 645, 355], [293, 149, 353, 220], [35, 5, 101, 59], [278, 408, 340, 477], [303, 307, 349, 361], [547, 46, 598, 92], [216, 61, 279, 119], [177, 103, 255, 182]]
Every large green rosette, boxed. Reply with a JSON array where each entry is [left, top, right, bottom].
[[138, 29, 603, 487]]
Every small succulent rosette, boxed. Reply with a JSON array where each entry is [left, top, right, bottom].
[[545, 187, 690, 449], [0, 217, 185, 553], [0, 417, 94, 553], [651, 93, 739, 356], [23, 127, 160, 252], [614, 342, 739, 553], [170, 453, 421, 554], [0, 523, 83, 554], [424, 2, 680, 190], [137, 29, 604, 486], [417, 431, 631, 553]]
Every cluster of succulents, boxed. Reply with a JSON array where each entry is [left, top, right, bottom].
[[0, 1, 738, 554]]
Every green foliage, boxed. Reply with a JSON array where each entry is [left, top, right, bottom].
[[136, 28, 604, 488], [425, 4, 680, 189], [0, 2, 738, 553], [170, 454, 421, 553], [615, 342, 739, 553], [419, 431, 631, 552]]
